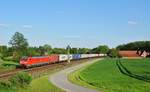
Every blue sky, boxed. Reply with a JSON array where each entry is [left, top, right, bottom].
[[0, 0, 150, 48]]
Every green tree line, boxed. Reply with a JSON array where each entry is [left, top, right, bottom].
[[0, 32, 114, 62], [3, 32, 150, 61], [116, 41, 150, 52]]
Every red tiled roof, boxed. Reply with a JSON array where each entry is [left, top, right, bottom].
[[119, 51, 140, 57]]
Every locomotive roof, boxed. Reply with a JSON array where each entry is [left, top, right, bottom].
[[31, 56, 49, 58]]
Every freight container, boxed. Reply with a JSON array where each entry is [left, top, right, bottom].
[[59, 54, 73, 61], [59, 54, 68, 61], [91, 54, 99, 57], [69, 54, 73, 60], [72, 54, 81, 59], [95, 54, 99, 57], [81, 54, 89, 58], [99, 54, 106, 57]]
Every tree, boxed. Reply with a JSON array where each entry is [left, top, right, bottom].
[[43, 44, 52, 55], [27, 47, 40, 56], [108, 48, 119, 58], [38, 46, 45, 55], [0, 45, 8, 57], [7, 47, 14, 56], [78, 48, 90, 54], [9, 32, 29, 60], [91, 45, 109, 54], [97, 45, 109, 54], [52, 48, 67, 54], [38, 44, 52, 55], [70, 48, 78, 54], [116, 41, 150, 52]]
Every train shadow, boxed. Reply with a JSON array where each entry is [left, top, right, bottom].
[[116, 59, 150, 83]]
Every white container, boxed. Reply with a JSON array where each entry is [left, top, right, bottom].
[[81, 54, 89, 59], [89, 54, 97, 57], [59, 54, 73, 61], [59, 54, 68, 61], [69, 54, 73, 60], [99, 54, 106, 57]]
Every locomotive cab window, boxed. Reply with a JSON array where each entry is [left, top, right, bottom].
[[21, 57, 28, 61]]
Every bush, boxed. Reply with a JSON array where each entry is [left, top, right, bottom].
[[0, 80, 11, 88], [0, 72, 32, 89], [9, 72, 32, 87], [108, 48, 119, 58], [3, 56, 14, 61]]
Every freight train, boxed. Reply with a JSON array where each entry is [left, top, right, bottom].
[[20, 54, 106, 68]]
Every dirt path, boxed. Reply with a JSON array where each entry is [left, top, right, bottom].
[[49, 59, 101, 92]]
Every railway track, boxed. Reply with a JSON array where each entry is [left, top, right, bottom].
[[0, 68, 23, 78], [0, 58, 97, 79], [0, 62, 67, 79]]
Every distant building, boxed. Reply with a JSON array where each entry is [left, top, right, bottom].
[[119, 50, 149, 58], [141, 51, 148, 58]]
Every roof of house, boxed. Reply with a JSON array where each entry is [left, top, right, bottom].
[[119, 51, 140, 57]]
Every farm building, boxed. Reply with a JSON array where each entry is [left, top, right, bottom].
[[119, 51, 149, 58]]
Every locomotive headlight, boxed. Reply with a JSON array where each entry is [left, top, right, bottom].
[[20, 61, 27, 64]]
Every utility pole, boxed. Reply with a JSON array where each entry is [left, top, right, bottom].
[[76, 48, 79, 54], [66, 45, 71, 63]]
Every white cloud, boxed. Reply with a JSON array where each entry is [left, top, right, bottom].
[[128, 20, 138, 25], [0, 24, 33, 30], [21, 25, 32, 29], [0, 23, 9, 27]]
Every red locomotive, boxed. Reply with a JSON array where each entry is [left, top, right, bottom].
[[20, 54, 59, 68]]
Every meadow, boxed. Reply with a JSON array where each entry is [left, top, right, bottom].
[[17, 75, 64, 92], [0, 75, 64, 92], [69, 58, 150, 92]]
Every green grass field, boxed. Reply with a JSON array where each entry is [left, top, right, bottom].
[[17, 75, 64, 92], [69, 58, 150, 92], [0, 75, 64, 92]]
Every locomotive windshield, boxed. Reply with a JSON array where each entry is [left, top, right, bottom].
[[20, 57, 28, 61]]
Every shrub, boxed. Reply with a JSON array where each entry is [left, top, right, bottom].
[[9, 72, 32, 87], [0, 80, 11, 88], [108, 48, 119, 58]]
